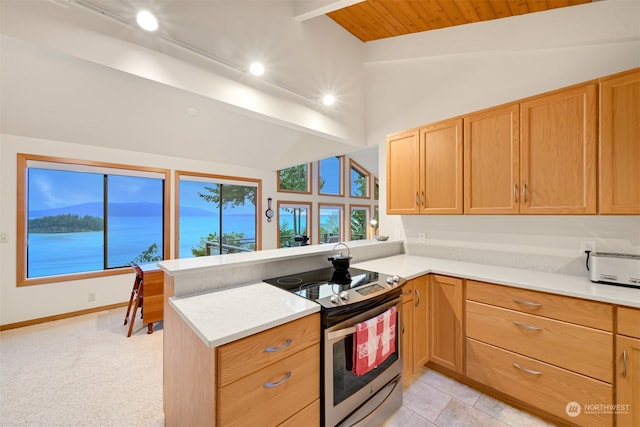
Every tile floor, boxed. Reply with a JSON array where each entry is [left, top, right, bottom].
[[384, 367, 556, 427]]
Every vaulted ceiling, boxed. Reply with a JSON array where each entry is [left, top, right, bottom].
[[327, 0, 591, 42]]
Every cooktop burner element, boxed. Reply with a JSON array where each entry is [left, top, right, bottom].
[[264, 267, 404, 309]]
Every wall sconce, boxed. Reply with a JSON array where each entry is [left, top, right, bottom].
[[370, 219, 378, 237]]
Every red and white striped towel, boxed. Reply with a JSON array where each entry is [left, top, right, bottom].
[[352, 306, 397, 376]]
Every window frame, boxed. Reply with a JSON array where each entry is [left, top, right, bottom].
[[374, 177, 379, 201], [277, 162, 312, 194], [17, 153, 170, 286], [349, 159, 371, 199], [349, 204, 371, 241], [175, 170, 262, 259], [318, 155, 344, 197], [276, 200, 312, 248], [317, 203, 345, 244]]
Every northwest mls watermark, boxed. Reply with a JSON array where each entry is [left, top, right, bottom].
[[565, 401, 630, 417]]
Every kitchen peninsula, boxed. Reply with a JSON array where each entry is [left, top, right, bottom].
[[159, 242, 640, 426]]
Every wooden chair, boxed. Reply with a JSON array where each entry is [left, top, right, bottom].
[[124, 263, 149, 337]]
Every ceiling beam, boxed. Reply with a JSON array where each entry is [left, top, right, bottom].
[[293, 0, 365, 22]]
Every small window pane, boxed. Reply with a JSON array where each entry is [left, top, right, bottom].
[[278, 163, 310, 193], [319, 156, 343, 196], [350, 161, 370, 198], [278, 203, 311, 247], [350, 206, 370, 241], [319, 205, 343, 243]]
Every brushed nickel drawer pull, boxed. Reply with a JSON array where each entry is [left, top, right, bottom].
[[513, 184, 518, 203], [513, 298, 542, 307], [513, 363, 542, 375], [513, 321, 542, 331], [415, 289, 421, 308], [402, 290, 412, 296], [421, 191, 426, 207], [264, 338, 292, 353], [623, 350, 627, 378], [415, 192, 420, 207], [264, 371, 292, 388], [522, 184, 527, 203]]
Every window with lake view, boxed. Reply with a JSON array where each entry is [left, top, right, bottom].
[[177, 172, 260, 258], [18, 155, 168, 284]]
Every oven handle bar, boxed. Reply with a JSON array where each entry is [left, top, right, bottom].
[[328, 326, 356, 340]]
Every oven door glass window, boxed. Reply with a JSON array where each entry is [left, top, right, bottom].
[[332, 324, 399, 406]]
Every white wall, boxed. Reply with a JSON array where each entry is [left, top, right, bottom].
[[370, 0, 640, 268]]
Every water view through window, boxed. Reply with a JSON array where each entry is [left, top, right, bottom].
[[27, 167, 164, 278]]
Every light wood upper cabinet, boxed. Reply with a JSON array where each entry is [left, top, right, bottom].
[[520, 83, 597, 214], [464, 104, 520, 214], [387, 129, 421, 215], [387, 119, 463, 214], [599, 69, 640, 214], [420, 119, 463, 214]]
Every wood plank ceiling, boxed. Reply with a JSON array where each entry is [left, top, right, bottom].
[[327, 0, 592, 42]]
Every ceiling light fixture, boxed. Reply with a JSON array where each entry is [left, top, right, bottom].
[[249, 62, 265, 76], [322, 94, 336, 106], [136, 10, 158, 32]]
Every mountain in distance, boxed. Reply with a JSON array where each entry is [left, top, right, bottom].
[[29, 202, 216, 218]]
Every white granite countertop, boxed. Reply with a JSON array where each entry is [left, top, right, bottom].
[[353, 255, 640, 308], [169, 282, 320, 348]]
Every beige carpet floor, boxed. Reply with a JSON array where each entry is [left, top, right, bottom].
[[0, 308, 164, 427]]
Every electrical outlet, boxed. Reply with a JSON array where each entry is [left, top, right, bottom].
[[580, 240, 596, 255], [418, 233, 426, 243], [88, 293, 96, 302], [0, 232, 8, 243]]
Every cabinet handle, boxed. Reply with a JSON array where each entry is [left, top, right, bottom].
[[421, 191, 426, 207], [264, 371, 292, 388], [513, 184, 518, 203], [415, 289, 421, 308], [513, 363, 542, 375], [622, 350, 627, 378], [522, 184, 527, 203], [513, 321, 542, 331], [402, 290, 412, 296], [264, 338, 292, 353], [402, 320, 405, 335], [513, 298, 542, 307], [415, 192, 420, 207]]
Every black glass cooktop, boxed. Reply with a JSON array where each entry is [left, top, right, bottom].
[[264, 267, 379, 302]]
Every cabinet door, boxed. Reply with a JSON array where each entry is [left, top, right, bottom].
[[617, 335, 640, 427], [420, 118, 463, 214], [412, 275, 429, 371], [600, 70, 640, 214], [429, 275, 463, 373], [464, 104, 520, 214], [387, 129, 421, 214], [521, 84, 597, 214], [401, 299, 413, 380]]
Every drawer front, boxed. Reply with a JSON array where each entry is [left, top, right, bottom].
[[278, 399, 320, 427], [218, 343, 320, 427], [467, 338, 613, 427], [467, 301, 613, 383], [467, 280, 613, 331], [618, 306, 640, 339], [218, 313, 320, 387]]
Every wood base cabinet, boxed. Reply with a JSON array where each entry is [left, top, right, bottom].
[[617, 307, 640, 427], [401, 281, 414, 381], [429, 275, 463, 373], [412, 275, 429, 372]]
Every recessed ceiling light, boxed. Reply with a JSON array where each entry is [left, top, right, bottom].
[[249, 62, 265, 76], [322, 94, 335, 106], [136, 10, 158, 32]]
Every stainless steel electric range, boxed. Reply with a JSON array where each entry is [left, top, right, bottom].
[[264, 267, 406, 427]]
